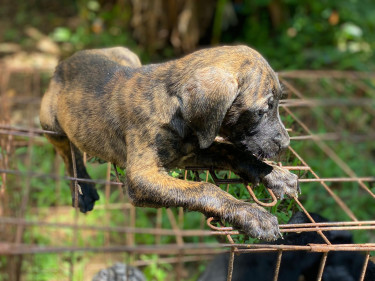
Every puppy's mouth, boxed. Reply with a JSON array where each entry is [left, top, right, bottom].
[[252, 149, 277, 161], [236, 140, 280, 161], [216, 137, 281, 161]]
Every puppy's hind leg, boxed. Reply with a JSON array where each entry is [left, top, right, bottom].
[[40, 79, 99, 212], [44, 133, 99, 213]]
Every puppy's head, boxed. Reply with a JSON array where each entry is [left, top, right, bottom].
[[179, 46, 289, 158], [221, 62, 289, 159]]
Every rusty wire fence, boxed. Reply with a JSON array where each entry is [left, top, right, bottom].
[[0, 66, 374, 281]]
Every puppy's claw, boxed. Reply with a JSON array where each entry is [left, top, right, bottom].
[[254, 177, 260, 186], [77, 183, 83, 195]]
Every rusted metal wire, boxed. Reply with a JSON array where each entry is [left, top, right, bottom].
[[1, 215, 374, 240], [280, 78, 375, 199], [316, 252, 328, 281], [273, 250, 283, 281], [203, 72, 375, 280], [246, 184, 278, 207], [0, 242, 226, 255], [280, 98, 375, 108], [278, 70, 375, 79], [222, 243, 375, 252], [1, 69, 374, 281], [226, 247, 235, 281], [360, 252, 371, 281], [284, 107, 375, 200]]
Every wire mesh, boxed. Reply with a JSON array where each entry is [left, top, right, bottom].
[[0, 66, 374, 280]]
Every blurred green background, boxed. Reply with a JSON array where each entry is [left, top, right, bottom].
[[0, 0, 374, 69]]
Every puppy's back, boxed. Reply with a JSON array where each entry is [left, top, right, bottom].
[[94, 47, 141, 68], [40, 47, 140, 133]]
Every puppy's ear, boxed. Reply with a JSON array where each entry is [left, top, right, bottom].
[[180, 67, 238, 149]]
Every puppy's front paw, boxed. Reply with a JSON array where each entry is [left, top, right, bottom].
[[72, 183, 100, 213], [261, 164, 300, 199], [230, 203, 280, 241]]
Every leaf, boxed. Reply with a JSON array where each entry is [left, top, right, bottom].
[[341, 22, 363, 39], [51, 27, 71, 42]]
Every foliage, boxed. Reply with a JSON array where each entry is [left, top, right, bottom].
[[2, 0, 374, 69], [141, 255, 172, 281], [219, 0, 375, 70], [50, 1, 137, 55]]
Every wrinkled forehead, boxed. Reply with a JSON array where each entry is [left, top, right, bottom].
[[266, 66, 282, 97], [249, 65, 282, 107]]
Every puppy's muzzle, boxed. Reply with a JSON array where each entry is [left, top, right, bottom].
[[274, 132, 290, 151]]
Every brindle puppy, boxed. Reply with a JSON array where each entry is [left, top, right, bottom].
[[40, 45, 299, 240]]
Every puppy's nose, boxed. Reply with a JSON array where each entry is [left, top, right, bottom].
[[274, 133, 290, 150]]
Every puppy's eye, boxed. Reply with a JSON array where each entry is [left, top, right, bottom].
[[258, 109, 266, 117], [268, 98, 275, 110]]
